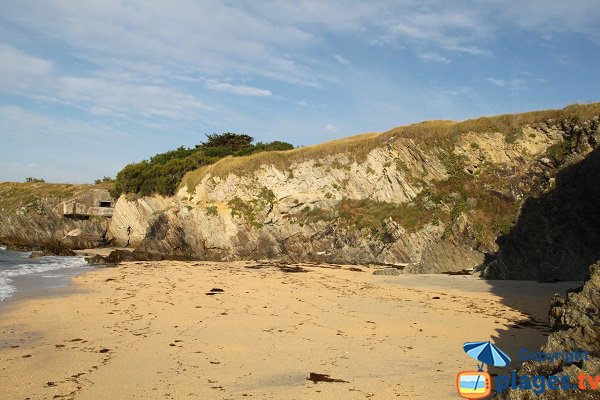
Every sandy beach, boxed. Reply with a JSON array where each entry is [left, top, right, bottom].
[[0, 261, 580, 399]]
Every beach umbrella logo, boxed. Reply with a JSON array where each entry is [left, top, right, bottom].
[[463, 341, 511, 370], [456, 341, 511, 399]]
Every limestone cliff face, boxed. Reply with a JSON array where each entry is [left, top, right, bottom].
[[108, 111, 599, 271], [0, 183, 112, 250], [106, 195, 172, 248]]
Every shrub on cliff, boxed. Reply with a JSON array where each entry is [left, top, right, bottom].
[[111, 133, 293, 197]]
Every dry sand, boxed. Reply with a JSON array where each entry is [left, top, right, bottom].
[[0, 261, 580, 399]]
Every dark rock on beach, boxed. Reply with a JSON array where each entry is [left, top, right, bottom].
[[373, 268, 401, 276], [85, 248, 199, 265], [496, 261, 600, 399]]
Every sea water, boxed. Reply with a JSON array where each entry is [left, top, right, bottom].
[[0, 246, 88, 301]]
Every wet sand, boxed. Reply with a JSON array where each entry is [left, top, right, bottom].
[[0, 261, 580, 399]]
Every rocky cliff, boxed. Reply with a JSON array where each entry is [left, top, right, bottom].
[[2, 104, 599, 273], [485, 145, 600, 282], [104, 104, 600, 272], [0, 183, 112, 251]]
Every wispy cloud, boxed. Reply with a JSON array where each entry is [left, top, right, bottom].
[[487, 78, 526, 90], [494, 0, 600, 43], [205, 79, 272, 97], [0, 44, 208, 120], [0, 0, 598, 183], [418, 52, 451, 63], [325, 123, 339, 133], [0, 105, 122, 138], [333, 54, 351, 65]]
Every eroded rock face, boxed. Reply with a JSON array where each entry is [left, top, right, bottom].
[[0, 194, 110, 251], [131, 141, 483, 268], [106, 195, 172, 247], [497, 262, 600, 399], [107, 120, 597, 271], [485, 146, 600, 281]]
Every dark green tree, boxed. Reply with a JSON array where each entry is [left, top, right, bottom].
[[202, 133, 253, 151]]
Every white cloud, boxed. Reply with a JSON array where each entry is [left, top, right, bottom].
[[418, 52, 451, 63], [486, 78, 526, 90], [492, 0, 600, 43], [386, 10, 491, 55], [0, 106, 121, 138], [205, 80, 272, 97], [333, 54, 350, 65], [0, 45, 53, 92], [0, 44, 208, 120], [325, 124, 339, 133]]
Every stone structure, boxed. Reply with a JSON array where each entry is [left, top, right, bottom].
[[62, 189, 114, 218]]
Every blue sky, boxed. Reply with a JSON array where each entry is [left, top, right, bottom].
[[1, 1, 599, 183]]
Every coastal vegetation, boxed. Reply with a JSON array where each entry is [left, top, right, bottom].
[[111, 133, 293, 197]]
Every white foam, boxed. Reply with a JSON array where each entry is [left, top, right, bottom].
[[0, 276, 16, 301], [0, 256, 87, 301]]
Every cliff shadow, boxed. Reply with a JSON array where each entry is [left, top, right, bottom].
[[469, 147, 600, 396], [486, 146, 600, 281]]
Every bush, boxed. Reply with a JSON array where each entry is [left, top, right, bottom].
[[202, 132, 253, 151], [94, 176, 114, 184], [112, 133, 293, 197]]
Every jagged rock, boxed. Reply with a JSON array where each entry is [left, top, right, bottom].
[[496, 262, 600, 399], [106, 195, 172, 247], [373, 269, 401, 276], [0, 184, 111, 250], [85, 254, 107, 265], [29, 251, 45, 258], [486, 147, 600, 281], [20, 241, 77, 257]]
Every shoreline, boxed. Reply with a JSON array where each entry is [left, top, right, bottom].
[[0, 260, 581, 399], [0, 246, 130, 307], [0, 264, 96, 310]]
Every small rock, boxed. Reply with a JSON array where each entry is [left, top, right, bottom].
[[373, 269, 400, 276], [29, 251, 45, 259]]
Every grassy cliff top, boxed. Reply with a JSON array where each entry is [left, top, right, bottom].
[[0, 182, 113, 213], [182, 102, 600, 189]]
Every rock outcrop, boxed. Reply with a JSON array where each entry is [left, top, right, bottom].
[[106, 195, 172, 247], [497, 262, 600, 399], [485, 143, 600, 282], [0, 183, 113, 251], [105, 106, 600, 272], [2, 105, 599, 274]]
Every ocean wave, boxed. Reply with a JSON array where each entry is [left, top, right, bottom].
[[0, 256, 87, 302]]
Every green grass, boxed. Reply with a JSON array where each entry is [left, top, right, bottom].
[[204, 205, 218, 216], [227, 187, 276, 228]]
